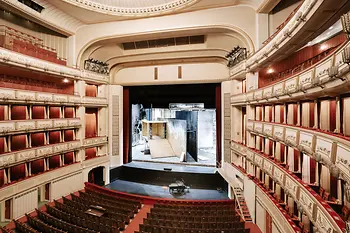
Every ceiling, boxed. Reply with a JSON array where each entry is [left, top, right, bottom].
[[49, 0, 262, 24]]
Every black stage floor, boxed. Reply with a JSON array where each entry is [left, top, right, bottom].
[[107, 161, 228, 200]]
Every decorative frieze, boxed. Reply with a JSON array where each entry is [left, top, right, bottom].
[[285, 128, 299, 146], [299, 189, 315, 217], [83, 136, 108, 147], [263, 124, 273, 137], [284, 77, 299, 95], [298, 132, 315, 154], [273, 126, 285, 141], [299, 70, 314, 89], [315, 137, 335, 164], [315, 208, 335, 233]]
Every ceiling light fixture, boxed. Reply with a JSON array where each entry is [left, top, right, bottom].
[[63, 78, 69, 83], [329, 26, 334, 30], [320, 44, 327, 51], [267, 68, 274, 74]]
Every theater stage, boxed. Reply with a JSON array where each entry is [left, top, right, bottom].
[[107, 161, 228, 200]]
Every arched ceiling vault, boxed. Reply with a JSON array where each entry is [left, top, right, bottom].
[[78, 26, 255, 70]]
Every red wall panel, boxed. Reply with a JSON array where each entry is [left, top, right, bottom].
[[0, 105, 5, 121], [64, 130, 74, 142], [310, 157, 316, 184], [294, 150, 300, 172], [64, 152, 74, 165], [11, 106, 27, 120], [258, 33, 347, 88], [31, 159, 44, 175], [49, 107, 61, 119], [85, 147, 97, 160], [11, 134, 27, 151], [49, 155, 60, 169], [85, 84, 98, 97], [0, 75, 74, 95], [85, 108, 98, 138], [31, 133, 45, 147], [49, 131, 61, 144], [32, 106, 45, 119], [10, 164, 26, 181], [64, 107, 75, 118]]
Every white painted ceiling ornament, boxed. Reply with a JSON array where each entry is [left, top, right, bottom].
[[60, 0, 201, 16]]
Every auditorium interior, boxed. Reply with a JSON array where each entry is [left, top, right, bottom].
[[1, 0, 350, 233]]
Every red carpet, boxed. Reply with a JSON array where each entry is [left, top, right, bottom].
[[124, 204, 153, 233], [245, 222, 263, 233]]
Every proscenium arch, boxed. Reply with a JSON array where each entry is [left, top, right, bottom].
[[76, 24, 255, 68]]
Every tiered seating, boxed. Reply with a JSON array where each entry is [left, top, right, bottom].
[[14, 220, 39, 233], [25, 213, 67, 233], [62, 195, 130, 223], [35, 208, 96, 233], [137, 201, 249, 233], [49, 201, 121, 232], [84, 185, 142, 208]]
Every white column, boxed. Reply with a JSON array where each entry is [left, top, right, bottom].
[[67, 35, 76, 67], [256, 13, 269, 49]]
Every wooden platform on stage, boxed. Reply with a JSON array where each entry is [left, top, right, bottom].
[[149, 139, 176, 159]]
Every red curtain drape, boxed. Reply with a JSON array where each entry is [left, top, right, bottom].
[[294, 150, 300, 171], [31, 132, 45, 147], [11, 134, 27, 151], [49, 131, 61, 144], [85, 108, 98, 138], [64, 107, 75, 118], [0, 169, 5, 187], [31, 159, 44, 175], [64, 130, 74, 142], [64, 152, 74, 165], [309, 102, 315, 127], [11, 106, 27, 120], [85, 147, 97, 160], [330, 99, 337, 132], [10, 164, 26, 181], [49, 155, 60, 169], [269, 140, 273, 156], [310, 157, 316, 183], [32, 106, 45, 119], [280, 144, 285, 163], [0, 105, 5, 121], [280, 105, 284, 123], [330, 175, 338, 199], [49, 107, 61, 119], [293, 104, 298, 125], [85, 85, 98, 97]]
